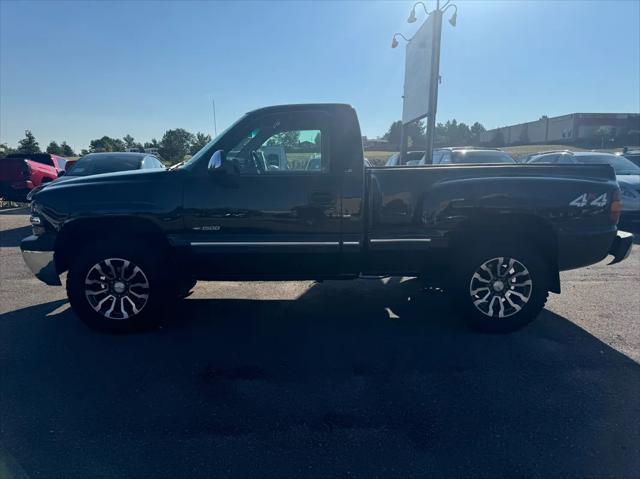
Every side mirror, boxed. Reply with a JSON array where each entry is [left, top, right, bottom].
[[207, 150, 224, 171], [58, 170, 65, 177]]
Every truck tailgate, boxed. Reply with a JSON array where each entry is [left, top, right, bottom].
[[0, 158, 29, 182]]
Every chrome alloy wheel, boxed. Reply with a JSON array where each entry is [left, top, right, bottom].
[[469, 257, 533, 318], [84, 258, 150, 320]]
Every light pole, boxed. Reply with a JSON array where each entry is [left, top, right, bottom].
[[212, 99, 218, 137], [391, 33, 410, 160], [392, 0, 457, 164]]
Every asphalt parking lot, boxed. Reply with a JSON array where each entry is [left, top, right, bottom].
[[1, 207, 639, 478]]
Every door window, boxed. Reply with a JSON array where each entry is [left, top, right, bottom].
[[226, 113, 328, 175], [259, 129, 323, 173]]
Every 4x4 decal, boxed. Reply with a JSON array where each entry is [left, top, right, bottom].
[[569, 193, 607, 207]]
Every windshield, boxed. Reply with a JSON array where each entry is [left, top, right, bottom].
[[574, 154, 640, 175], [66, 154, 142, 176], [451, 151, 515, 164], [180, 115, 246, 169]]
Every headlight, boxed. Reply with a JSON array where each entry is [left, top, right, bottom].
[[29, 214, 46, 236], [622, 188, 639, 199]]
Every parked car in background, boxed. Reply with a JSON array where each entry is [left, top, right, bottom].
[[386, 148, 515, 166], [619, 147, 640, 167], [0, 153, 66, 201], [432, 147, 516, 165], [27, 152, 166, 199], [525, 151, 640, 225], [64, 160, 77, 173], [518, 150, 569, 164], [385, 151, 425, 166], [62, 152, 164, 179]]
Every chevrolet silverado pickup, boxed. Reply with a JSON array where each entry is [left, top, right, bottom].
[[21, 104, 633, 333]]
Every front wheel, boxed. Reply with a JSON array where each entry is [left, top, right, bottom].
[[67, 241, 169, 333], [452, 244, 549, 333]]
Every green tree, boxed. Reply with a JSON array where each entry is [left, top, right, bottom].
[[46, 141, 62, 155], [405, 121, 425, 148], [160, 128, 194, 163], [17, 130, 41, 154], [89, 136, 125, 152], [266, 131, 300, 148], [190, 132, 212, 155], [383, 120, 425, 149], [470, 122, 486, 144], [383, 121, 403, 148], [123, 134, 136, 149], [456, 122, 472, 146], [0, 142, 13, 158], [60, 141, 75, 157], [144, 138, 160, 149]]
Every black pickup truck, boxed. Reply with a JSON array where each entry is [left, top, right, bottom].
[[21, 104, 633, 333]]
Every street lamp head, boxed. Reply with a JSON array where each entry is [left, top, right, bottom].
[[407, 7, 417, 23], [448, 11, 457, 26], [391, 33, 409, 49]]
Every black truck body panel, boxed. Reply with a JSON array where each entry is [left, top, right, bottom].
[[22, 104, 630, 287]]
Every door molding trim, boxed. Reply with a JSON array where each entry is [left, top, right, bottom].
[[190, 241, 340, 246], [369, 238, 431, 243]]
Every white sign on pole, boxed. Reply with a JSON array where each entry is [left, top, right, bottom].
[[402, 13, 436, 124]]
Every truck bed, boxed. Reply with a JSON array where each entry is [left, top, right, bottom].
[[365, 163, 619, 272]]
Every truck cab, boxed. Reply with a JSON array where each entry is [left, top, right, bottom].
[[180, 104, 362, 279]]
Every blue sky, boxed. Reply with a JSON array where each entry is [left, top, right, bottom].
[[1, 0, 639, 151]]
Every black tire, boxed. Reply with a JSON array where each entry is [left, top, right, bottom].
[[67, 240, 169, 333], [451, 242, 549, 333]]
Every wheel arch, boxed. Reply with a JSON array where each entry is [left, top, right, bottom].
[[54, 216, 172, 274], [448, 213, 561, 293]]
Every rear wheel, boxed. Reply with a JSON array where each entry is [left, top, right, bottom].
[[67, 240, 169, 333], [452, 243, 549, 333]]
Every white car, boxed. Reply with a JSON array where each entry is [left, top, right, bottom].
[[527, 151, 640, 225]]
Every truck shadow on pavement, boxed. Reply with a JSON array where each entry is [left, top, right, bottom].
[[1, 279, 639, 478], [0, 225, 31, 247]]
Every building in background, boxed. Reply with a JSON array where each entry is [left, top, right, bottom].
[[480, 113, 640, 148]]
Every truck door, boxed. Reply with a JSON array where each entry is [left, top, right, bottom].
[[183, 109, 343, 278]]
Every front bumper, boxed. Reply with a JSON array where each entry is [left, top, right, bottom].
[[20, 234, 61, 286], [608, 230, 634, 265]]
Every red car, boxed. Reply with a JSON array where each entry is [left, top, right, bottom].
[[0, 153, 66, 201]]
